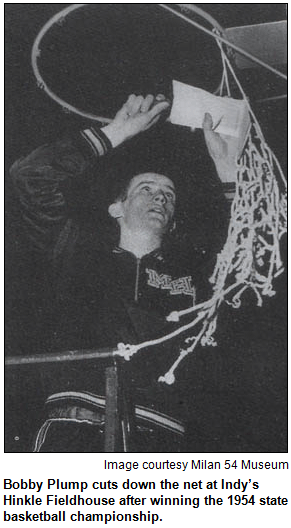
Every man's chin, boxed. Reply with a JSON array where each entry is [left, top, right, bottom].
[[146, 217, 170, 234], [147, 210, 171, 224]]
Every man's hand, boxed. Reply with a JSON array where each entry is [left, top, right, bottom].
[[203, 113, 228, 160], [102, 94, 170, 148], [202, 112, 238, 184]]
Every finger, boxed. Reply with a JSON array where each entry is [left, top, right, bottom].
[[117, 94, 137, 118], [140, 94, 154, 113], [155, 94, 171, 107], [144, 114, 160, 130], [126, 94, 137, 107], [202, 112, 213, 131], [123, 94, 139, 116], [130, 95, 144, 115], [155, 94, 166, 102], [147, 100, 170, 121]]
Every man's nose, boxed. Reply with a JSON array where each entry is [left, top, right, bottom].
[[153, 191, 166, 204]]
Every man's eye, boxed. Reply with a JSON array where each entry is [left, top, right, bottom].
[[166, 193, 175, 201], [142, 186, 151, 192]]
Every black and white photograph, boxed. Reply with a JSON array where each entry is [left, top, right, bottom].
[[5, 3, 287, 453]]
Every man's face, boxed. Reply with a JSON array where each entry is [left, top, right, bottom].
[[117, 173, 176, 235]]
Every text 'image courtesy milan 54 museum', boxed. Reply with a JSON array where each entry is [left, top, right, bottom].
[[5, 4, 287, 453]]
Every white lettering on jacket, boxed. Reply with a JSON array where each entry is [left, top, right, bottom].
[[146, 268, 196, 300]]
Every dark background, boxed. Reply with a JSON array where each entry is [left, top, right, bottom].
[[5, 4, 287, 452]]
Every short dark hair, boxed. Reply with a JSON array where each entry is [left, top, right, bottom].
[[111, 171, 175, 205], [111, 177, 131, 203]]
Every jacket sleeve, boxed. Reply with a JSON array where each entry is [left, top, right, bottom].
[[10, 127, 112, 258]]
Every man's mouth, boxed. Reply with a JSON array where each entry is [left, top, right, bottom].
[[148, 207, 165, 217]]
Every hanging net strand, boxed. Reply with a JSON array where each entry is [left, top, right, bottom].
[[116, 33, 287, 385]]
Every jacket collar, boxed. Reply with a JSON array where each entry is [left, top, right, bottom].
[[112, 246, 164, 261]]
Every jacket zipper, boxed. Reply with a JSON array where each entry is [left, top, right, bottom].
[[134, 258, 141, 302]]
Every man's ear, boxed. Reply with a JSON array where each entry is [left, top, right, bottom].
[[108, 201, 124, 219], [170, 219, 176, 233]]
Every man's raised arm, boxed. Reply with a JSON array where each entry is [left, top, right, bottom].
[[10, 94, 170, 256]]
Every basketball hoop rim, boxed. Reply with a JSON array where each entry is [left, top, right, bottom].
[[31, 3, 226, 123]]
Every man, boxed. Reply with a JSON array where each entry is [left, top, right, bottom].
[[10, 93, 230, 452]]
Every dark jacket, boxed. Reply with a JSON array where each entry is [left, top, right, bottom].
[[10, 127, 211, 419]]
